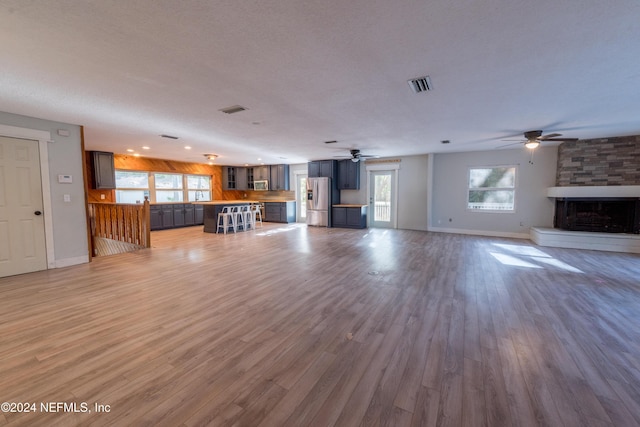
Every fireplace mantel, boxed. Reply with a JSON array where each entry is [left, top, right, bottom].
[[547, 185, 640, 198]]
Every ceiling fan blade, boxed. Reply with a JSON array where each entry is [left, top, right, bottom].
[[540, 133, 562, 140], [497, 141, 523, 149], [542, 137, 579, 142]]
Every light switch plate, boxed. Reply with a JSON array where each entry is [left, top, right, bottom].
[[63, 194, 71, 202], [58, 174, 73, 183]]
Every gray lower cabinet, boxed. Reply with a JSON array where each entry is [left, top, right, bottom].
[[150, 203, 204, 230], [264, 201, 296, 223], [332, 206, 367, 229]]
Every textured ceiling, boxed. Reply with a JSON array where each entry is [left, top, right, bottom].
[[1, 0, 640, 166]]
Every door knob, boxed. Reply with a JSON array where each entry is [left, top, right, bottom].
[[34, 211, 42, 215]]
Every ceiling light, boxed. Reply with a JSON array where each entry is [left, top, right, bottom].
[[525, 141, 540, 149], [133, 153, 141, 157], [142, 146, 150, 150], [126, 148, 135, 152], [204, 154, 218, 160], [184, 146, 192, 150], [351, 157, 360, 163]]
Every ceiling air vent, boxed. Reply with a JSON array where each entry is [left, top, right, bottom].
[[407, 76, 433, 93], [219, 105, 247, 114]]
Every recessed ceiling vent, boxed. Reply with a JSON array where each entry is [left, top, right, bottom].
[[219, 105, 247, 114], [407, 76, 433, 93]]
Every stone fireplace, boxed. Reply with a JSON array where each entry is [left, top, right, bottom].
[[531, 135, 640, 253]]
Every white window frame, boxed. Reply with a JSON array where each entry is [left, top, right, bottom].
[[115, 170, 212, 203], [115, 170, 151, 203], [467, 165, 517, 213]]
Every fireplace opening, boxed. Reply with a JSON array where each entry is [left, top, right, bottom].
[[555, 198, 640, 234]]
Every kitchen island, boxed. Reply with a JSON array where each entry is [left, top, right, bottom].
[[197, 200, 260, 233], [198, 200, 297, 232]]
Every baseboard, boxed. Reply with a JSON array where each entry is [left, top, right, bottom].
[[427, 226, 530, 239], [54, 255, 90, 268]]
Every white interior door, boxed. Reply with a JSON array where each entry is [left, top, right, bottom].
[[0, 136, 47, 277], [369, 170, 395, 228]]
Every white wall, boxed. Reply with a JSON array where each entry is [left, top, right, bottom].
[[430, 146, 558, 238], [0, 111, 89, 266]]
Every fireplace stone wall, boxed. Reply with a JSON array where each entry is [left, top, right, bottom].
[[556, 135, 640, 186]]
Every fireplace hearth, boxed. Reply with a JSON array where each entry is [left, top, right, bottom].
[[554, 198, 640, 234]]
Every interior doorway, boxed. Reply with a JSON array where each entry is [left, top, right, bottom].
[[0, 136, 48, 277], [368, 170, 396, 228]]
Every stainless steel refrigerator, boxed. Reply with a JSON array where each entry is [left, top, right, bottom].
[[306, 177, 331, 226]]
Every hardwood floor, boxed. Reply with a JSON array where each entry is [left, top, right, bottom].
[[1, 224, 640, 426]]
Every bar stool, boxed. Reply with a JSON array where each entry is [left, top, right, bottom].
[[240, 205, 253, 231], [251, 204, 263, 227], [231, 205, 245, 231], [216, 206, 236, 234]]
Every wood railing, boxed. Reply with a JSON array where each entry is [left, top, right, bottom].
[[88, 198, 151, 249]]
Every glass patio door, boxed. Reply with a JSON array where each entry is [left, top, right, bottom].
[[369, 170, 395, 228]]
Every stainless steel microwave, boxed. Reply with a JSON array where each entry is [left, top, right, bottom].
[[254, 180, 269, 190]]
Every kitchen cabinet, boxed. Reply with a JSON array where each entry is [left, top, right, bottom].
[[331, 205, 367, 229], [194, 204, 204, 225], [222, 166, 248, 190], [90, 151, 116, 189], [254, 165, 271, 181], [150, 203, 203, 230], [269, 164, 290, 191], [264, 201, 296, 223], [308, 160, 337, 179], [337, 159, 360, 190]]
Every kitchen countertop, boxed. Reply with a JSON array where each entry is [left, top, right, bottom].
[[261, 199, 296, 203], [194, 200, 260, 205], [333, 204, 368, 208]]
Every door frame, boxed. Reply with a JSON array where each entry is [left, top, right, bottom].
[[0, 123, 55, 269], [293, 170, 308, 223], [366, 162, 400, 229]]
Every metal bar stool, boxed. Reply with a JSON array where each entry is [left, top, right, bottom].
[[231, 205, 246, 231], [216, 206, 236, 234], [240, 205, 253, 231], [251, 203, 263, 227]]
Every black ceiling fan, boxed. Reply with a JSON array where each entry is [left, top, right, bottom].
[[334, 149, 378, 163], [502, 130, 579, 149]]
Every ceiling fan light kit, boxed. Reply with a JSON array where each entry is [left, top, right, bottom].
[[524, 140, 540, 149]]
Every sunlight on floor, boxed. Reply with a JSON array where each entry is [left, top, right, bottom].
[[490, 243, 584, 273]]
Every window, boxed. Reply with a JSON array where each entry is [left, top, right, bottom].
[[468, 166, 516, 212], [115, 171, 149, 203], [115, 171, 212, 203], [187, 174, 211, 202], [154, 173, 183, 202]]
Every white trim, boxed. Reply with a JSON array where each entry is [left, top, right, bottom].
[[547, 185, 640, 198], [292, 170, 308, 223], [427, 154, 434, 230], [0, 124, 55, 269], [428, 226, 530, 240], [531, 227, 640, 253], [365, 162, 401, 171], [54, 255, 90, 268]]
